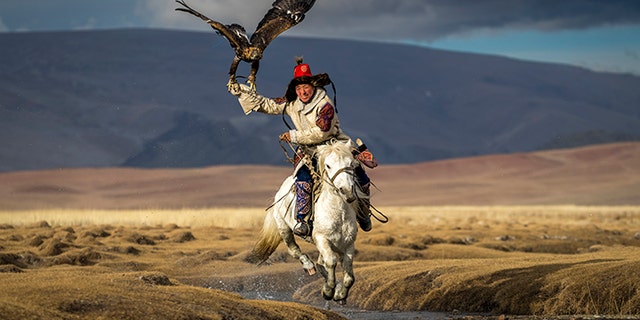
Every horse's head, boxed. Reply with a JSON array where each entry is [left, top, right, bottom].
[[316, 140, 360, 203]]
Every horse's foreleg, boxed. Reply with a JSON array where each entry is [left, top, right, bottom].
[[333, 245, 355, 304], [316, 238, 337, 300], [281, 230, 315, 275]]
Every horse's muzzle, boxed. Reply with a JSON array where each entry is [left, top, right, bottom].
[[340, 187, 357, 203]]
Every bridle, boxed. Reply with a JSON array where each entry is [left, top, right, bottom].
[[321, 162, 359, 203], [327, 166, 355, 185]]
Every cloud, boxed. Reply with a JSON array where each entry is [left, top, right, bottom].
[[141, 0, 273, 31], [1, 1, 638, 40], [306, 0, 640, 41], [144, 0, 640, 42]]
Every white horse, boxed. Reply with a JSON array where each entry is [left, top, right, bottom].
[[248, 139, 364, 304]]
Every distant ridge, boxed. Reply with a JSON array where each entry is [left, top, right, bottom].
[[1, 142, 638, 209], [1, 29, 639, 172]]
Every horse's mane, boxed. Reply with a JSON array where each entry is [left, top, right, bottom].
[[315, 139, 353, 170]]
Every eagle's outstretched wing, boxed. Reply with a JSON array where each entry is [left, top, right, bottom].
[[175, 0, 250, 52], [250, 0, 316, 50]]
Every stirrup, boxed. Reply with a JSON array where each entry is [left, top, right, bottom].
[[357, 202, 372, 232], [294, 220, 311, 237], [357, 213, 372, 232]]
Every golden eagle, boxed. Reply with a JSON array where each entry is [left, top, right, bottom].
[[175, 0, 316, 89]]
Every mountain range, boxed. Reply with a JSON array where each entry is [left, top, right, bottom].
[[1, 29, 639, 172]]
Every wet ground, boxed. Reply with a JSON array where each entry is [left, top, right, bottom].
[[241, 290, 460, 319]]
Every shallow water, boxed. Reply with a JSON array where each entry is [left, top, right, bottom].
[[331, 307, 453, 320], [242, 291, 454, 319]]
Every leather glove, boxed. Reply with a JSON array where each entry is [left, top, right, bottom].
[[279, 131, 291, 142]]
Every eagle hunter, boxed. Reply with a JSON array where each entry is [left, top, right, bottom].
[[175, 0, 316, 90]]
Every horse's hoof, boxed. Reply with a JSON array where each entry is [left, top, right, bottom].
[[333, 282, 349, 302], [322, 286, 335, 300], [299, 254, 316, 275], [305, 266, 316, 276]]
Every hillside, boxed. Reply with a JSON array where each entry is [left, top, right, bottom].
[[1, 29, 640, 172], [1, 142, 638, 210]]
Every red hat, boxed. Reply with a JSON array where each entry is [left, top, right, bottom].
[[285, 57, 331, 102], [293, 62, 312, 78]]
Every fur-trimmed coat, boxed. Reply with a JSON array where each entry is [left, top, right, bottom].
[[237, 87, 352, 146]]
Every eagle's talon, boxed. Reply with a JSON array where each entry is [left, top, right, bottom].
[[227, 78, 242, 95], [227, 78, 237, 88], [246, 80, 257, 92]]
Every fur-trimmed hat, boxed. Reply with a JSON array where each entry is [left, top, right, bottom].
[[285, 57, 332, 102]]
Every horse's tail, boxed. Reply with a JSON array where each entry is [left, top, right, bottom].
[[246, 208, 282, 265]]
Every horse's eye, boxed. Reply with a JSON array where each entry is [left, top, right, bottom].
[[326, 165, 331, 170]]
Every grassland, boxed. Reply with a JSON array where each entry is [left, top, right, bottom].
[[2, 206, 640, 319], [1, 143, 638, 318]]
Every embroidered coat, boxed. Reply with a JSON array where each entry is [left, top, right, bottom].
[[237, 87, 352, 147]]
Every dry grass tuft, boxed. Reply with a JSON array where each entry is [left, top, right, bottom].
[[170, 230, 196, 243]]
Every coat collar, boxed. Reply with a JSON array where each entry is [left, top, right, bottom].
[[295, 88, 327, 115]]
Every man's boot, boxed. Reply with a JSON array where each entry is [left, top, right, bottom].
[[293, 180, 313, 237], [356, 182, 372, 232]]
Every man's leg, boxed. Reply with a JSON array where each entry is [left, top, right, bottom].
[[294, 165, 313, 237], [355, 166, 372, 232]]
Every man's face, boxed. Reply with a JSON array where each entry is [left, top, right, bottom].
[[295, 84, 315, 103]]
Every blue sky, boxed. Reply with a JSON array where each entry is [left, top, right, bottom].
[[1, 0, 639, 75], [427, 25, 640, 74]]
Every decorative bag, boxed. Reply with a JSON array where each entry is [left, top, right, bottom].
[[354, 138, 378, 168]]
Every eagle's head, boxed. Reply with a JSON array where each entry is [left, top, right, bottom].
[[244, 47, 263, 61]]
